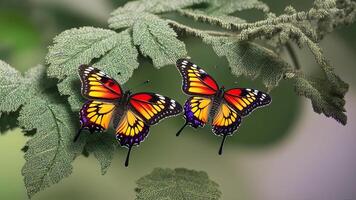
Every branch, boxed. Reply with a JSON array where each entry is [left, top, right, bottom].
[[166, 19, 235, 38]]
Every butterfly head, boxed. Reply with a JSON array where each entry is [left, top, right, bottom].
[[125, 90, 132, 96]]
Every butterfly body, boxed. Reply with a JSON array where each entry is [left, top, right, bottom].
[[76, 65, 182, 166], [209, 87, 225, 121], [176, 59, 271, 154]]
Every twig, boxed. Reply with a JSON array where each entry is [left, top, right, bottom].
[[166, 19, 235, 38]]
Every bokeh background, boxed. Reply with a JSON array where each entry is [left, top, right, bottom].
[[0, 0, 355, 199]]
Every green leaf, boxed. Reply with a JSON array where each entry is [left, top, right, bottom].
[[84, 133, 117, 175], [108, 11, 158, 30], [293, 73, 348, 125], [135, 168, 221, 200], [96, 30, 139, 84], [204, 37, 290, 89], [111, 0, 209, 14], [19, 94, 83, 198], [46, 27, 121, 80], [133, 17, 187, 67], [0, 60, 30, 113], [57, 75, 84, 111], [108, 0, 210, 29], [4, 65, 86, 198]]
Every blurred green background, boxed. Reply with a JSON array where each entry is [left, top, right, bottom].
[[1, 0, 355, 199]]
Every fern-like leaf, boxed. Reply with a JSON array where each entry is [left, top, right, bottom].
[[135, 168, 221, 200]]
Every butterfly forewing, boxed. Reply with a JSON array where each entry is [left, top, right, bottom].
[[79, 65, 123, 101], [129, 93, 182, 126], [176, 59, 219, 96], [224, 88, 271, 116]]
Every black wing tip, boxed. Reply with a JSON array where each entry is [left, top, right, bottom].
[[79, 64, 90, 71]]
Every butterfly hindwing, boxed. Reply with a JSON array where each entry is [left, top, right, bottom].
[[224, 88, 271, 116], [79, 100, 116, 133], [212, 102, 242, 136], [79, 65, 122, 101], [115, 110, 149, 147], [184, 96, 212, 128], [129, 93, 182, 125], [176, 59, 219, 96]]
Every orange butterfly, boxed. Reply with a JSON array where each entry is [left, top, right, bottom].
[[175, 59, 271, 154], [75, 65, 182, 166]]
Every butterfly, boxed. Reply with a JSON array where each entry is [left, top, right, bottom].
[[74, 65, 182, 167], [175, 59, 271, 154]]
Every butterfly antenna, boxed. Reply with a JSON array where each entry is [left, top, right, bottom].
[[128, 80, 150, 91], [218, 134, 228, 155], [176, 121, 188, 137], [73, 128, 83, 142], [124, 145, 133, 167]]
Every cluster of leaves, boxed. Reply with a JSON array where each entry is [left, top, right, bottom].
[[0, 0, 355, 198]]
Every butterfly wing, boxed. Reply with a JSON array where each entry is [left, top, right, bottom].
[[183, 96, 212, 128], [129, 93, 182, 126], [212, 102, 242, 136], [115, 110, 149, 147], [79, 100, 116, 133], [224, 88, 271, 117], [176, 59, 219, 96], [79, 65, 122, 101]]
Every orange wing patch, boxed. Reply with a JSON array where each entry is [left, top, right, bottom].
[[212, 103, 241, 136], [115, 110, 149, 147], [184, 96, 212, 128], [176, 59, 219, 96], [224, 88, 271, 116], [129, 93, 182, 125], [79, 101, 116, 132], [79, 65, 122, 101]]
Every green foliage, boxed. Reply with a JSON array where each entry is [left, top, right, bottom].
[[135, 168, 221, 200], [0, 60, 34, 113], [0, 61, 111, 197], [204, 37, 290, 90], [47, 28, 139, 110], [84, 133, 117, 175], [293, 73, 348, 124], [0, 63, 77, 197], [19, 92, 82, 198], [133, 17, 187, 67], [0, 0, 355, 198]]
